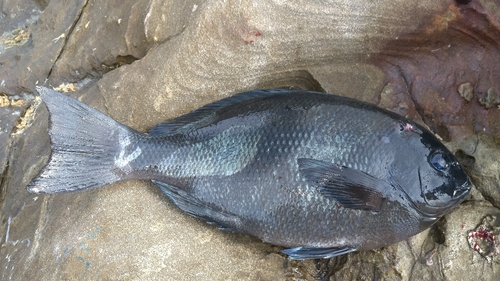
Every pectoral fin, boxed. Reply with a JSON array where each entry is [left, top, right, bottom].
[[282, 246, 357, 260], [298, 158, 387, 212]]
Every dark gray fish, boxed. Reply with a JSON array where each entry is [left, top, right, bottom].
[[28, 87, 471, 260]]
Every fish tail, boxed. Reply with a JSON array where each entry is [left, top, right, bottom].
[[27, 87, 140, 194]]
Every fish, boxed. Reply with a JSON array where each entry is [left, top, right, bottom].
[[27, 86, 471, 260]]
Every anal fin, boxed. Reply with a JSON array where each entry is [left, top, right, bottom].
[[152, 180, 242, 233], [282, 246, 357, 260]]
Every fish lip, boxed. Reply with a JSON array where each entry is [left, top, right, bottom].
[[453, 178, 472, 198]]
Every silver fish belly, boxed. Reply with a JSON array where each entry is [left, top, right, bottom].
[[27, 87, 471, 260]]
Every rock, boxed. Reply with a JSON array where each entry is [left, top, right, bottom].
[[458, 82, 474, 102], [0, 92, 39, 200], [478, 88, 500, 109], [0, 0, 88, 94], [456, 134, 500, 209], [1, 0, 500, 280], [467, 214, 500, 262], [47, 0, 154, 86], [372, 1, 500, 142], [439, 201, 500, 280]]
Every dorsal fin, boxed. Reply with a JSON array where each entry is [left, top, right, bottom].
[[148, 89, 308, 135]]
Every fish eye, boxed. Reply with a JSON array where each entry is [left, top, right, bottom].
[[429, 152, 449, 172]]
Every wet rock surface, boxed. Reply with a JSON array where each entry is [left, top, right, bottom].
[[1, 0, 500, 280]]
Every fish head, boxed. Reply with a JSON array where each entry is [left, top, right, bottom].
[[388, 121, 471, 219]]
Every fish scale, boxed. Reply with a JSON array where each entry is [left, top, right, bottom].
[[28, 87, 471, 260]]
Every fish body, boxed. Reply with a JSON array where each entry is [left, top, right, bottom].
[[28, 87, 471, 259]]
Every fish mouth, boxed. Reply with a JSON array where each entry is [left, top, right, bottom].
[[451, 166, 472, 199], [420, 168, 471, 206], [452, 178, 472, 199], [388, 169, 469, 219]]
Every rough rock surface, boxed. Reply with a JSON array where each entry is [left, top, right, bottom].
[[1, 0, 500, 280]]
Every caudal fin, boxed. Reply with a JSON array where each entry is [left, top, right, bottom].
[[27, 87, 139, 194]]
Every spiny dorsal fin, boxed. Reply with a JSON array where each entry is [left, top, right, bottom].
[[149, 89, 320, 135]]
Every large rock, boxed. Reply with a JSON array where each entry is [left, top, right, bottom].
[[1, 0, 500, 279]]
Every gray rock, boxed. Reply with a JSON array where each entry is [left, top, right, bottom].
[[439, 201, 500, 280], [1, 0, 500, 280], [457, 134, 500, 209]]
